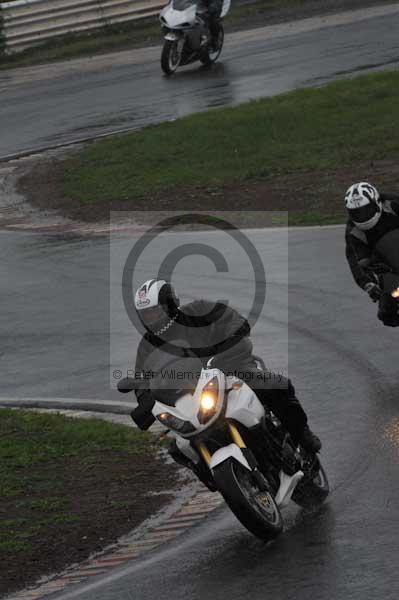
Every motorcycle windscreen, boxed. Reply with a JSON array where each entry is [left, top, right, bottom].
[[375, 229, 399, 274], [172, 0, 196, 9], [149, 355, 203, 407]]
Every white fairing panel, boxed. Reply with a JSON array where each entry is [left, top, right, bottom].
[[151, 370, 263, 437], [176, 436, 201, 463], [210, 443, 251, 471], [152, 368, 225, 436], [225, 379, 265, 428], [275, 470, 304, 508], [153, 393, 196, 423], [220, 0, 231, 18], [161, 4, 196, 27]]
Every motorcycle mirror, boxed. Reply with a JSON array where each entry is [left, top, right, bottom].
[[117, 377, 137, 393]]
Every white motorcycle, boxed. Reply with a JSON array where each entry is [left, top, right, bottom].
[[159, 0, 230, 75], [120, 353, 329, 541]]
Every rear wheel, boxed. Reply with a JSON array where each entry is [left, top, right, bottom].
[[292, 462, 329, 509], [213, 459, 283, 540], [200, 24, 224, 65], [161, 39, 182, 75]]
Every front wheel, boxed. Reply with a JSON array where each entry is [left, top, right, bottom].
[[213, 459, 283, 541], [200, 24, 224, 65], [161, 39, 182, 75]]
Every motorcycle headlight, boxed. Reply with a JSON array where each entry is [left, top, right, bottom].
[[157, 412, 195, 434], [392, 287, 399, 298], [198, 377, 219, 424]]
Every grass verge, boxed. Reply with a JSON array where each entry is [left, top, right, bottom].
[[21, 68, 399, 226], [0, 408, 179, 596]]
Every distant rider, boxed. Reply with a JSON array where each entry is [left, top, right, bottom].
[[345, 182, 399, 326], [122, 278, 322, 479]]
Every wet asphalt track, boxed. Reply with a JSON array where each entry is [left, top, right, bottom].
[[1, 5, 399, 158], [2, 226, 399, 599], [2, 5, 399, 599]]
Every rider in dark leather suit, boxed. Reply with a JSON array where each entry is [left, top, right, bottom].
[[345, 182, 399, 326], [125, 279, 322, 461]]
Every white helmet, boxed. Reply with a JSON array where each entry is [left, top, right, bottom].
[[135, 279, 180, 333], [345, 182, 382, 231]]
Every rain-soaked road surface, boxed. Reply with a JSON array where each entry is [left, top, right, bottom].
[[2, 5, 399, 599], [2, 225, 399, 599], [1, 4, 399, 158]]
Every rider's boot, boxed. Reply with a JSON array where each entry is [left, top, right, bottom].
[[295, 425, 322, 454]]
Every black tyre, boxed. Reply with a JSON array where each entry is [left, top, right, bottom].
[[200, 24, 224, 65], [213, 459, 283, 541], [161, 39, 182, 75], [292, 462, 329, 509]]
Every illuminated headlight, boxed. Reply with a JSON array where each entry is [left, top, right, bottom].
[[201, 392, 216, 411], [392, 287, 399, 299], [157, 412, 195, 434], [198, 377, 219, 424]]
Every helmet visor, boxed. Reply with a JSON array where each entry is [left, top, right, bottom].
[[349, 203, 379, 225], [138, 305, 168, 328]]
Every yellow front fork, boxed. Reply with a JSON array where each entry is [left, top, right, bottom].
[[227, 421, 246, 449], [195, 421, 247, 465], [196, 441, 212, 465]]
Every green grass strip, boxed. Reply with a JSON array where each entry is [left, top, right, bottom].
[[0, 409, 159, 555], [61, 69, 399, 204], [0, 408, 154, 496]]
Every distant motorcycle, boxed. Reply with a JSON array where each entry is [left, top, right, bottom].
[[120, 354, 329, 541], [159, 0, 230, 75]]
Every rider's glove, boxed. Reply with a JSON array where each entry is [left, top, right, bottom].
[[364, 281, 382, 302]]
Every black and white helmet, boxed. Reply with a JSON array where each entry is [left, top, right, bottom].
[[345, 182, 382, 231], [135, 279, 180, 334]]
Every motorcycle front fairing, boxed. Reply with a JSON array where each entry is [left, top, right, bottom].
[[153, 372, 266, 475], [152, 367, 226, 437], [224, 377, 265, 427], [207, 378, 265, 471], [160, 1, 197, 29], [160, 0, 205, 52]]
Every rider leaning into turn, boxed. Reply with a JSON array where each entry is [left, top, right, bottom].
[[345, 181, 399, 325], [126, 279, 322, 481]]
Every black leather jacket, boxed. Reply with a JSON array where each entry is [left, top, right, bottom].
[[133, 299, 250, 408], [202, 0, 223, 17]]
